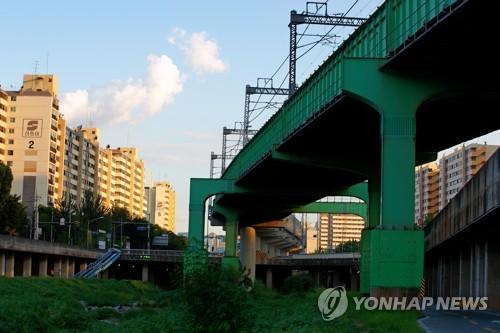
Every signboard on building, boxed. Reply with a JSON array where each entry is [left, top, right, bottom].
[[22, 119, 43, 138]]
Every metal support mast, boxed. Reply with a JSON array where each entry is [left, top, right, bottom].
[[243, 78, 288, 145], [288, 2, 367, 96]]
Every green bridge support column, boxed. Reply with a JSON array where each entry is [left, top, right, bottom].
[[185, 178, 236, 275], [343, 58, 446, 297], [360, 176, 381, 294], [369, 114, 423, 298], [221, 210, 240, 269]]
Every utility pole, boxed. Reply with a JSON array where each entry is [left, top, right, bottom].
[[34, 195, 39, 240], [147, 214, 151, 251]]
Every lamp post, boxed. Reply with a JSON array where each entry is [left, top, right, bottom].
[[87, 216, 104, 248]]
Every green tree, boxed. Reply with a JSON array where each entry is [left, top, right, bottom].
[[335, 240, 360, 252], [74, 189, 109, 246], [0, 162, 27, 235], [54, 196, 78, 244]]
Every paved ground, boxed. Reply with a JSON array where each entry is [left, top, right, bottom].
[[419, 307, 500, 333]]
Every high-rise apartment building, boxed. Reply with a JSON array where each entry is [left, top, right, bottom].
[[414, 162, 440, 225], [145, 182, 176, 231], [438, 143, 498, 209], [62, 126, 100, 203], [104, 147, 146, 218], [415, 143, 499, 223], [317, 213, 364, 251], [1, 74, 150, 221], [0, 75, 65, 219]]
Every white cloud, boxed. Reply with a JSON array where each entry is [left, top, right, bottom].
[[168, 28, 229, 75], [60, 54, 184, 126]]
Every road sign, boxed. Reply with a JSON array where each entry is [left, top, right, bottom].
[[137, 227, 147, 231]]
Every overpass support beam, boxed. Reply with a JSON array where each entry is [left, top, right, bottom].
[[239, 226, 256, 281]]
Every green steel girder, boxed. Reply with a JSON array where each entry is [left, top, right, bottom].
[[271, 145, 370, 178], [210, 182, 369, 227], [291, 202, 367, 222]]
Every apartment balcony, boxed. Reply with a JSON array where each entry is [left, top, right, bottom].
[[428, 182, 439, 192]]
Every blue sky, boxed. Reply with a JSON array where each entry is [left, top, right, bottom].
[[2, 0, 499, 233]]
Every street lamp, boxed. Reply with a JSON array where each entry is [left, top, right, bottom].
[[87, 216, 104, 248]]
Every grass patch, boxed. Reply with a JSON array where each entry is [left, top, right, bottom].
[[0, 276, 424, 332]]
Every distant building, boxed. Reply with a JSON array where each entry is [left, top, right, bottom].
[[62, 126, 100, 204], [305, 225, 319, 254], [415, 143, 499, 224], [414, 162, 440, 225], [438, 143, 498, 209], [145, 182, 176, 231], [105, 147, 146, 218], [318, 213, 364, 251]]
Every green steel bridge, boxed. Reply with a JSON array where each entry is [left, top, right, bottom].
[[187, 0, 500, 297]]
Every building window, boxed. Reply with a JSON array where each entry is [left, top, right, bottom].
[[10, 96, 16, 101], [8, 128, 14, 133], [8, 139, 14, 144], [7, 150, 13, 155], [9, 117, 15, 123], [10, 107, 16, 112], [7, 161, 13, 167]]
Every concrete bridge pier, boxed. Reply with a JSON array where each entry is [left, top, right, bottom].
[[0, 252, 5, 276], [68, 258, 75, 278], [22, 254, 32, 277], [5, 252, 14, 277], [39, 255, 48, 277], [239, 226, 256, 281]]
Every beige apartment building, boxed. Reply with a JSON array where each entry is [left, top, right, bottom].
[[414, 162, 440, 225], [1, 74, 150, 221], [145, 182, 176, 231], [62, 126, 100, 204], [104, 147, 147, 218], [415, 143, 499, 224], [0, 74, 65, 219], [317, 213, 364, 252]]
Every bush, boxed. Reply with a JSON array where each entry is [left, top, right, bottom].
[[282, 274, 314, 295], [183, 263, 250, 333]]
